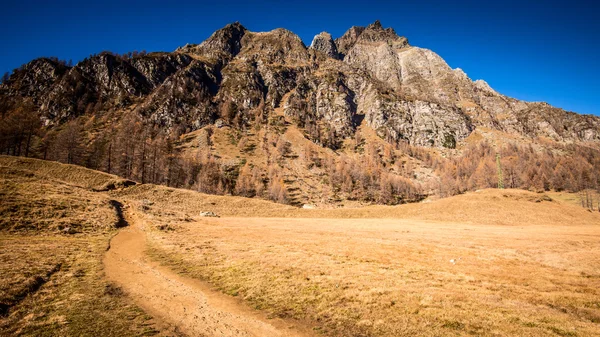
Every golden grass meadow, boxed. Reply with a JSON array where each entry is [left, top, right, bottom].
[[1, 156, 599, 336]]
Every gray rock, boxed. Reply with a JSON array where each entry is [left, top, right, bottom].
[[62, 227, 79, 235], [199, 211, 219, 218], [309, 32, 339, 59]]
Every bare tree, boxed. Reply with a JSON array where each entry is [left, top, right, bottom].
[[1, 72, 9, 84], [55, 120, 84, 164]]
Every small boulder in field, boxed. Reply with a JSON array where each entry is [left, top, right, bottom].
[[140, 199, 153, 212], [199, 211, 219, 218], [302, 204, 316, 209], [62, 227, 79, 235]]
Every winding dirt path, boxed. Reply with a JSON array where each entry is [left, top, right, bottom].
[[103, 208, 312, 337]]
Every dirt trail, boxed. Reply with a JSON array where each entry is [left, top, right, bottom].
[[103, 208, 312, 337]]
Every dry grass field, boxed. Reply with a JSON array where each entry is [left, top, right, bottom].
[[113, 179, 600, 336], [2, 156, 600, 336], [0, 235, 167, 336], [138, 202, 600, 336], [0, 156, 167, 336]]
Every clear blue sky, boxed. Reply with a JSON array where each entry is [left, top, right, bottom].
[[2, 0, 599, 116]]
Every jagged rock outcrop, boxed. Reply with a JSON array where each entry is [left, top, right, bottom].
[[1, 58, 69, 105], [355, 82, 472, 148], [1, 20, 598, 147], [237, 28, 310, 65], [335, 26, 365, 58], [336, 20, 408, 59], [176, 22, 247, 64], [358, 20, 407, 44], [309, 32, 339, 59], [129, 53, 194, 88], [134, 60, 219, 129], [334, 22, 599, 143], [284, 70, 357, 147], [0, 52, 200, 124]]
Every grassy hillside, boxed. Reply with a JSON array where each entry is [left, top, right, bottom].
[[112, 179, 600, 227], [0, 157, 169, 336], [0, 156, 133, 191]]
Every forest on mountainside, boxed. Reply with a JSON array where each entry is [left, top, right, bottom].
[[1, 102, 599, 209]]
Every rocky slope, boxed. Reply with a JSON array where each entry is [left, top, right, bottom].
[[2, 20, 598, 147]]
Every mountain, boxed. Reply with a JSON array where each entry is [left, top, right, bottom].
[[1, 21, 599, 206]]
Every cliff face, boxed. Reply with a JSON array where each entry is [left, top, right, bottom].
[[1, 21, 599, 147]]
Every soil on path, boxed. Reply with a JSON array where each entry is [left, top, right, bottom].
[[103, 208, 312, 337]]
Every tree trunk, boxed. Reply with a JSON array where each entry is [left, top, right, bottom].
[[107, 143, 112, 174], [24, 127, 33, 158], [141, 140, 146, 184], [151, 145, 157, 184]]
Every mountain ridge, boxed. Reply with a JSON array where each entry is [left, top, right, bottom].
[[1, 20, 599, 206], [3, 21, 598, 143]]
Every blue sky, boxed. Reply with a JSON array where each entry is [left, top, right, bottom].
[[1, 0, 599, 116]]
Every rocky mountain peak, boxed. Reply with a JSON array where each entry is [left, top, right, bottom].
[[358, 20, 406, 45], [309, 32, 339, 59], [335, 20, 408, 58], [2, 20, 599, 152], [0, 57, 70, 106], [334, 26, 366, 58], [176, 22, 247, 63], [367, 19, 383, 29], [260, 28, 306, 47], [235, 28, 309, 65]]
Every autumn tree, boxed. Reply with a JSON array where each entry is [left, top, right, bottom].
[[276, 137, 290, 161], [378, 174, 394, 204], [85, 134, 110, 171], [113, 113, 142, 179], [0, 103, 41, 157], [55, 120, 85, 164], [235, 163, 257, 197], [267, 165, 288, 203], [269, 177, 287, 204]]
